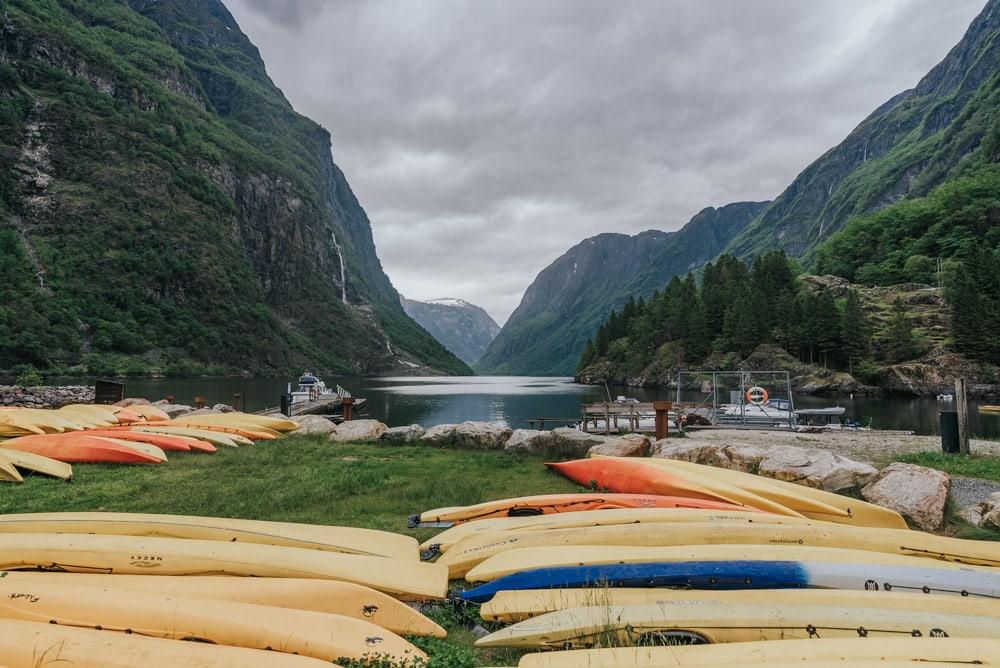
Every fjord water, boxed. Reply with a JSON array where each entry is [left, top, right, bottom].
[[79, 376, 1000, 438]]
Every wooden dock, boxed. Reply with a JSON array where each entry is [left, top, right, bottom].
[[256, 396, 366, 417]]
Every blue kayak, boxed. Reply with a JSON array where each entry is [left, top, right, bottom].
[[460, 559, 1000, 603], [460, 560, 806, 603]]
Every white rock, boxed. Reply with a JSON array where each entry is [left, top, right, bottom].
[[723, 444, 768, 473], [757, 445, 878, 492], [329, 419, 388, 443], [420, 421, 512, 450], [861, 462, 950, 532], [291, 415, 336, 435]]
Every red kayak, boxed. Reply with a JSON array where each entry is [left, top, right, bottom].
[[81, 430, 216, 453], [2, 435, 164, 464]]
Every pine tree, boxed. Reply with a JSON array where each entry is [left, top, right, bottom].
[[840, 289, 870, 371], [885, 299, 919, 363], [577, 338, 597, 371], [812, 291, 841, 368]]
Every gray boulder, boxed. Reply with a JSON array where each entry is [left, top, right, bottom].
[[212, 403, 236, 413], [157, 404, 195, 419], [505, 427, 608, 458], [757, 445, 878, 492], [722, 444, 768, 472], [861, 463, 950, 531], [329, 419, 388, 443], [589, 433, 650, 457], [422, 421, 512, 450], [114, 397, 150, 408], [961, 492, 1000, 529], [291, 415, 336, 435], [652, 441, 731, 468], [380, 424, 426, 444]]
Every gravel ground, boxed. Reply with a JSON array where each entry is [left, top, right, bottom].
[[950, 477, 1000, 509], [685, 428, 1000, 466]]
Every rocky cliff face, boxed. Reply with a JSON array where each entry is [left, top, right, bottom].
[[0, 0, 469, 375], [401, 298, 501, 366], [726, 0, 1000, 262], [477, 202, 768, 376]]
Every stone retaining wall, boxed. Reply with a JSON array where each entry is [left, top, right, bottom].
[[0, 385, 94, 407]]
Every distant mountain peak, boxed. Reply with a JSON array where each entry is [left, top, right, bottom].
[[401, 297, 501, 366]]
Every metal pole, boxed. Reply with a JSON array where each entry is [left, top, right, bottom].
[[956, 377, 970, 455]]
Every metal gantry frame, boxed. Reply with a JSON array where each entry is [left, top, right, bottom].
[[675, 370, 795, 429]]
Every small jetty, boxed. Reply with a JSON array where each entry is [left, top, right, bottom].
[[257, 372, 365, 418]]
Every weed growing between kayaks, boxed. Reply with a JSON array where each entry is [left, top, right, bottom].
[[1, 434, 579, 666]]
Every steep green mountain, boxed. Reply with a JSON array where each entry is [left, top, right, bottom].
[[0, 0, 470, 376], [401, 297, 501, 366], [726, 0, 1000, 264], [476, 202, 768, 376]]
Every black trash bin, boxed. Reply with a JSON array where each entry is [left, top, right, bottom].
[[280, 393, 293, 418], [940, 411, 959, 453]]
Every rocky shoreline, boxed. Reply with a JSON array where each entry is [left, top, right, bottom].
[[0, 385, 94, 407]]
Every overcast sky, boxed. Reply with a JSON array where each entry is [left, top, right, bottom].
[[226, 0, 985, 325]]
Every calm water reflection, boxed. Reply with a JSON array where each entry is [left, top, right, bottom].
[[40, 375, 1000, 437]]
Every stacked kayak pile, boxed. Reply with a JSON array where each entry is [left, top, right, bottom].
[[0, 511, 449, 667], [415, 456, 1000, 666], [0, 405, 299, 482]]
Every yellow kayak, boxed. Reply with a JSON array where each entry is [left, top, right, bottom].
[[422, 507, 808, 554], [0, 618, 331, 668], [481, 587, 1000, 623], [980, 405, 1000, 413], [173, 412, 299, 432], [444, 519, 1000, 579], [0, 512, 419, 558], [465, 543, 994, 583], [0, 533, 447, 600], [0, 454, 22, 483], [128, 425, 244, 447], [476, 602, 1000, 648], [0, 447, 72, 480], [95, 437, 168, 461], [0, 578, 423, 663], [515, 637, 1000, 667], [0, 571, 444, 637], [615, 456, 907, 529]]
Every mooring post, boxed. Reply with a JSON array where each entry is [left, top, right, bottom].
[[654, 401, 672, 441], [165, 394, 175, 403], [342, 397, 355, 421], [956, 377, 970, 455], [194, 396, 205, 409], [233, 393, 241, 412]]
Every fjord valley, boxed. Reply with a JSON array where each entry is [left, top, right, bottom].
[[485, 0, 1000, 397], [0, 0, 469, 378]]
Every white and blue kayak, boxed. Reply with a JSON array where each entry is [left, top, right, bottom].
[[460, 559, 1000, 603]]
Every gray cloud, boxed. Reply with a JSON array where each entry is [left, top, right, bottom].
[[226, 0, 986, 324]]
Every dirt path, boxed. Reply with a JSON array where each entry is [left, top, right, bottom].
[[684, 428, 1000, 466]]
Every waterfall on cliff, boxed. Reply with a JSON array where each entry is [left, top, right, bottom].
[[331, 231, 347, 304]]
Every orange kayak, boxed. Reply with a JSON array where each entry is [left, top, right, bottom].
[[410, 493, 758, 527], [80, 430, 208, 453], [2, 435, 164, 464], [98, 424, 274, 441]]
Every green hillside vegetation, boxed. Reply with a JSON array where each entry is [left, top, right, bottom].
[[577, 252, 943, 382], [0, 0, 469, 377]]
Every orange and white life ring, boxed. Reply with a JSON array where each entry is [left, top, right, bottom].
[[746, 386, 768, 406]]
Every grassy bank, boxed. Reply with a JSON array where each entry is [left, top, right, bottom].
[[1, 435, 579, 667], [895, 451, 1000, 482]]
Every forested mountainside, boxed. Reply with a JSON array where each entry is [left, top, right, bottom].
[[400, 297, 500, 366], [476, 202, 768, 376], [0, 0, 470, 376], [725, 0, 1000, 263], [577, 253, 999, 396]]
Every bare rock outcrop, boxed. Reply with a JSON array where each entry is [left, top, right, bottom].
[[861, 463, 950, 531]]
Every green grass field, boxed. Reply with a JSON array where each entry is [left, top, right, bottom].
[[895, 451, 1000, 483], [1, 435, 579, 667]]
